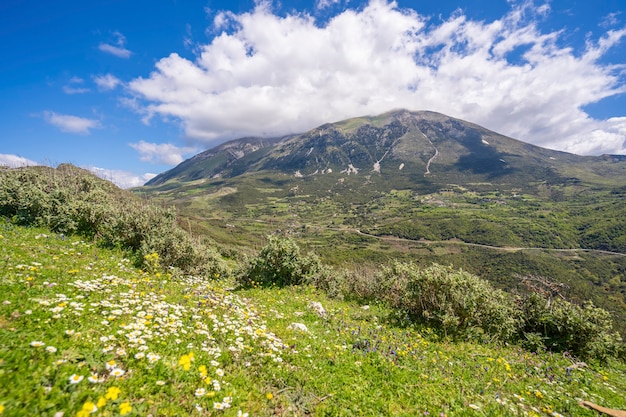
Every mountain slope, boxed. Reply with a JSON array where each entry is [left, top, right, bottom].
[[146, 110, 626, 192]]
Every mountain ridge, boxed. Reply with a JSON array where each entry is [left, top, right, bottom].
[[146, 109, 626, 190]]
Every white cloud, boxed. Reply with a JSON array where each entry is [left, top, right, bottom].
[[84, 166, 155, 189], [128, 0, 626, 156], [0, 154, 39, 168], [129, 140, 195, 165], [43, 111, 101, 134], [94, 74, 122, 90], [99, 31, 132, 58], [316, 0, 341, 10], [63, 76, 90, 94]]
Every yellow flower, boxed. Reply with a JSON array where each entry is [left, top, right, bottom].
[[77, 401, 97, 416], [266, 392, 274, 400], [119, 402, 132, 415], [0, 404, 4, 414], [97, 397, 107, 408], [198, 365, 208, 378], [105, 386, 121, 400], [178, 353, 194, 371]]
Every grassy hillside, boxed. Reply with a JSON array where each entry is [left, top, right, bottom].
[[2, 221, 626, 416], [2, 164, 626, 415]]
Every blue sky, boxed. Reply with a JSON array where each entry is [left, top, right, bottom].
[[1, 0, 625, 188]]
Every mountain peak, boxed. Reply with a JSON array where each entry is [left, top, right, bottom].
[[144, 110, 614, 190]]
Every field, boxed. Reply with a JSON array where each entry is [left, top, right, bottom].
[[1, 221, 625, 416]]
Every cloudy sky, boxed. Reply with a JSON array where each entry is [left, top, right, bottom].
[[1, 0, 625, 188]]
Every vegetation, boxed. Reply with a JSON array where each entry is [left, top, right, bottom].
[[2, 221, 626, 416], [1, 164, 626, 415], [0, 165, 228, 278], [237, 236, 330, 288]]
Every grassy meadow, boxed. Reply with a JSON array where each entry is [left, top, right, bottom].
[[1, 221, 626, 416]]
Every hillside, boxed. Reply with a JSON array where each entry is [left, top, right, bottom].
[[1, 221, 625, 416]]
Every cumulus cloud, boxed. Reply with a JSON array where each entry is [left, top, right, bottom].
[[99, 31, 132, 58], [43, 111, 101, 134], [94, 74, 122, 90], [84, 166, 156, 189], [129, 140, 195, 165], [128, 0, 626, 155], [0, 154, 39, 168]]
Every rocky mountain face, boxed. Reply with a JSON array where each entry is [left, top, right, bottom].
[[145, 109, 625, 192]]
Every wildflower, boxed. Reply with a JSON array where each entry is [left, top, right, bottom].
[[215, 368, 225, 377], [119, 402, 132, 415], [178, 353, 194, 371], [198, 365, 208, 377], [76, 401, 97, 417], [88, 373, 104, 383], [266, 393, 274, 400], [69, 374, 84, 384], [30, 341, 45, 347], [147, 353, 160, 363], [46, 346, 57, 353], [110, 368, 126, 377], [156, 380, 166, 386], [105, 386, 121, 400], [195, 388, 206, 397], [105, 360, 117, 370], [214, 403, 224, 410], [468, 404, 480, 410], [97, 397, 107, 408], [0, 405, 4, 414], [237, 411, 249, 417]]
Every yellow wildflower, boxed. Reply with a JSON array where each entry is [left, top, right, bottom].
[[97, 397, 107, 408], [119, 402, 132, 415], [105, 386, 121, 400], [179, 353, 194, 371], [266, 393, 274, 400]]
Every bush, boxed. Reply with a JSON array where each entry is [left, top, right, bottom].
[[518, 293, 623, 359], [237, 236, 331, 288], [0, 165, 229, 278], [377, 262, 521, 341]]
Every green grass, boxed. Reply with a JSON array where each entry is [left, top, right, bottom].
[[2, 222, 626, 416]]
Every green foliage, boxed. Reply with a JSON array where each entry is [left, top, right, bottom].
[[518, 293, 624, 360], [0, 165, 228, 278], [4, 223, 626, 416], [378, 262, 521, 342], [237, 236, 331, 288]]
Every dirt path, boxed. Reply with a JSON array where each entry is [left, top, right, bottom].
[[349, 229, 626, 257]]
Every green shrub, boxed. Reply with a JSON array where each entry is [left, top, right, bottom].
[[378, 262, 521, 341], [518, 293, 623, 359], [0, 165, 229, 278], [237, 236, 331, 287]]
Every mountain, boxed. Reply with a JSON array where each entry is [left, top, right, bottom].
[[139, 110, 626, 337], [145, 109, 626, 193]]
